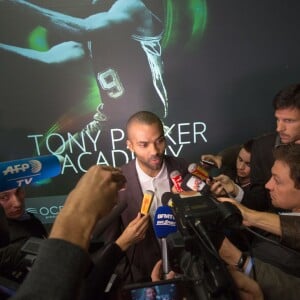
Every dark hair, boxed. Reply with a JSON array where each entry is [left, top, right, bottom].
[[242, 139, 254, 154], [273, 144, 300, 189], [126, 111, 164, 135], [272, 83, 300, 110]]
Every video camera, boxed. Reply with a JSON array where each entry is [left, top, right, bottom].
[[163, 192, 243, 299], [122, 191, 243, 299]]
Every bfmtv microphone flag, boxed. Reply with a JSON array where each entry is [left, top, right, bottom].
[[153, 206, 177, 238], [0, 155, 62, 192]]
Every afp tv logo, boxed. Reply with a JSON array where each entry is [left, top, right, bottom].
[[2, 160, 43, 176]]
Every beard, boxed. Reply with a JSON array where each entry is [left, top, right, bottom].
[[139, 153, 164, 171]]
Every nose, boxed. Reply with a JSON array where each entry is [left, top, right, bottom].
[[237, 160, 245, 170], [276, 120, 285, 132], [11, 194, 23, 208], [149, 143, 159, 155], [240, 162, 246, 170], [265, 177, 273, 191]]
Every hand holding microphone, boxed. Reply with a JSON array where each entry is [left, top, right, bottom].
[[151, 259, 176, 281], [153, 205, 177, 279], [210, 174, 237, 197], [115, 212, 150, 251]]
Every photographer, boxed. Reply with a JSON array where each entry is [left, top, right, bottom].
[[218, 144, 300, 273]]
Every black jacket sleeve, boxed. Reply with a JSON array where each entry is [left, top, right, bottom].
[[80, 242, 124, 300], [11, 238, 91, 300], [280, 215, 300, 252]]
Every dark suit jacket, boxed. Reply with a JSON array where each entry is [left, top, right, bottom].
[[0, 213, 47, 283], [247, 132, 278, 211], [10, 239, 91, 300], [280, 215, 300, 252], [103, 155, 189, 284], [255, 257, 300, 300]]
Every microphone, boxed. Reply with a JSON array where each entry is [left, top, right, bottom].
[[92, 201, 128, 238], [0, 155, 62, 192], [153, 206, 177, 279], [170, 170, 184, 192], [188, 163, 209, 181], [161, 192, 174, 206], [140, 190, 154, 215], [181, 174, 210, 195]]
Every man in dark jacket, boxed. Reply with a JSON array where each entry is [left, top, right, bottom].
[[0, 188, 47, 283], [248, 83, 300, 211], [219, 143, 300, 278], [103, 111, 189, 286]]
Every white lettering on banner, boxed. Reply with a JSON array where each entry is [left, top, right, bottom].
[[2, 164, 30, 175], [16, 178, 33, 187], [36, 205, 63, 219], [156, 220, 176, 226], [32, 205, 64, 219], [27, 120, 208, 171], [157, 213, 175, 220]]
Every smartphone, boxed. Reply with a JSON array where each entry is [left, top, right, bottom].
[[121, 278, 190, 300]]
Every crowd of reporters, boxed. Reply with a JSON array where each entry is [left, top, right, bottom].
[[1, 82, 300, 299]]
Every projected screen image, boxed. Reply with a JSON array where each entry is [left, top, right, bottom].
[[1, 0, 171, 188]]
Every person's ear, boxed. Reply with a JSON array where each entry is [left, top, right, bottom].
[[126, 140, 134, 152]]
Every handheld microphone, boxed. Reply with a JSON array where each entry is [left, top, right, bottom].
[[188, 163, 209, 180], [153, 206, 177, 279], [140, 190, 154, 215], [181, 174, 210, 195], [170, 170, 184, 192], [0, 155, 62, 192], [161, 192, 174, 207]]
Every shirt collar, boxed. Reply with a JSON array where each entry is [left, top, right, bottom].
[[135, 159, 167, 183]]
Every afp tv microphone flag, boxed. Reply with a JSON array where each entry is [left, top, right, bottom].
[[0, 155, 62, 192]]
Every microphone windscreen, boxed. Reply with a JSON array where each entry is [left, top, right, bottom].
[[153, 206, 177, 238], [170, 170, 184, 192], [140, 190, 154, 215], [161, 192, 174, 206], [181, 174, 206, 192], [188, 163, 209, 180], [0, 155, 62, 192]]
